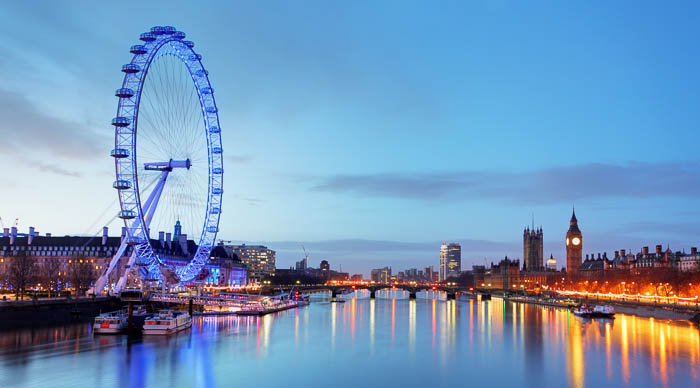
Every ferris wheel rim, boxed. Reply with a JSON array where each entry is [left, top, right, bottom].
[[111, 26, 223, 283]]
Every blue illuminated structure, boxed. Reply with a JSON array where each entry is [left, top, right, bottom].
[[93, 26, 223, 294]]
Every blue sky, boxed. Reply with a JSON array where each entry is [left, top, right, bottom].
[[1, 1, 699, 276]]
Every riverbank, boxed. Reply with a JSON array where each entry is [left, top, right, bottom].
[[497, 294, 700, 322], [0, 296, 121, 330]]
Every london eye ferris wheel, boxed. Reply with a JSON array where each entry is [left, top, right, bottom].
[[94, 26, 223, 294]]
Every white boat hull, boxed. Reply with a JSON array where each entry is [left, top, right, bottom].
[[143, 320, 192, 335], [93, 325, 124, 334]]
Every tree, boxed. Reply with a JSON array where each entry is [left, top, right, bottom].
[[8, 250, 37, 300], [39, 259, 61, 298], [69, 260, 96, 296]]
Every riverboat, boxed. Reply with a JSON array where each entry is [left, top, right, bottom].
[[572, 305, 594, 317], [591, 304, 615, 318], [143, 310, 192, 335], [93, 305, 148, 334], [572, 304, 615, 318]]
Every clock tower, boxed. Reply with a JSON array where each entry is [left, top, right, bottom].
[[565, 209, 582, 275]]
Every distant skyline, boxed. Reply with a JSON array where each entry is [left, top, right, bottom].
[[1, 1, 699, 276]]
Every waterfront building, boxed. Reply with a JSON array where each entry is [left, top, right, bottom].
[[370, 267, 392, 283], [565, 209, 583, 275], [523, 226, 543, 271], [440, 242, 461, 281], [678, 248, 700, 272], [483, 257, 520, 289], [319, 260, 330, 280], [0, 226, 246, 292], [350, 274, 363, 281], [221, 244, 276, 283], [295, 257, 308, 272]]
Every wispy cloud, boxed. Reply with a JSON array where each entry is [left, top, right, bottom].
[[0, 88, 106, 160], [226, 154, 252, 164], [312, 162, 700, 204], [23, 158, 81, 178], [231, 193, 263, 207]]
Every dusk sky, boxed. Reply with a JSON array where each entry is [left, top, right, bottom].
[[1, 1, 699, 276]]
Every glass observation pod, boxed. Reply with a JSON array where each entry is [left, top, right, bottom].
[[121, 64, 140, 73], [209, 126, 220, 133], [115, 88, 135, 98], [130, 45, 147, 55], [182, 40, 194, 48], [124, 236, 143, 245], [195, 69, 208, 77], [150, 26, 166, 35], [210, 207, 221, 214], [113, 180, 132, 190], [201, 87, 213, 95], [110, 148, 130, 158], [212, 188, 223, 195], [211, 147, 222, 154], [206, 106, 217, 113], [118, 210, 137, 220], [162, 26, 176, 34], [172, 31, 186, 40], [212, 167, 223, 174], [111, 117, 131, 127], [139, 32, 156, 42], [207, 226, 218, 233]]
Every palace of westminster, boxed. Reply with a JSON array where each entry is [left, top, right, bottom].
[[473, 209, 700, 290]]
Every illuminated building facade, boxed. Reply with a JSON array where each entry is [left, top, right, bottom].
[[224, 244, 276, 283], [440, 242, 461, 281], [565, 209, 583, 275], [523, 226, 543, 270]]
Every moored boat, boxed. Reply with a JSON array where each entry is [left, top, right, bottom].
[[572, 304, 594, 317], [143, 310, 192, 335], [592, 304, 615, 318], [93, 305, 149, 334]]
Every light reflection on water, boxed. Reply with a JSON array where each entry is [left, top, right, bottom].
[[0, 290, 699, 388]]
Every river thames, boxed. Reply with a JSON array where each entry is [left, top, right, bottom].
[[0, 291, 698, 388]]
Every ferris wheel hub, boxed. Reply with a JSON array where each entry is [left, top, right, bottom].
[[144, 159, 191, 171]]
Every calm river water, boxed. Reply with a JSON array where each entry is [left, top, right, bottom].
[[0, 290, 699, 388]]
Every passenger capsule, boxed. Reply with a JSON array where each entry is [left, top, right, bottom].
[[207, 226, 218, 233], [195, 69, 208, 77], [212, 167, 223, 174], [183, 40, 195, 48], [118, 210, 137, 219], [125, 236, 142, 245], [150, 26, 166, 35], [210, 207, 221, 214], [111, 117, 131, 127], [110, 148, 130, 158], [162, 26, 176, 34], [121, 64, 140, 73], [130, 45, 147, 55], [212, 187, 223, 195], [139, 32, 156, 42], [211, 147, 222, 154], [113, 180, 132, 190], [115, 88, 135, 98], [172, 31, 186, 40], [200, 87, 213, 95], [206, 106, 217, 113], [209, 126, 221, 133], [189, 54, 202, 61]]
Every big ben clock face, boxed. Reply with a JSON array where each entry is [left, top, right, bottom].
[[566, 238, 570, 246], [572, 237, 581, 246]]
